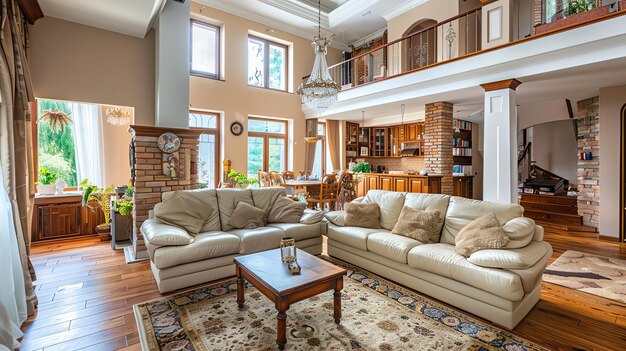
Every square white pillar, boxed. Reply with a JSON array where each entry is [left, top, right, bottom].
[[481, 80, 520, 203]]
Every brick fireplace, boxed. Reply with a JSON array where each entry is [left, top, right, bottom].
[[128, 125, 203, 259]]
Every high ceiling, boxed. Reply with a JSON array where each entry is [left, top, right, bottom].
[[38, 0, 165, 38]]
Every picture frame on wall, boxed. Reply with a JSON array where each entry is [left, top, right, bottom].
[[360, 146, 369, 157]]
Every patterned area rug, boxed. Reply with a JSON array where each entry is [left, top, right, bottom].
[[134, 257, 546, 351], [543, 250, 626, 304]]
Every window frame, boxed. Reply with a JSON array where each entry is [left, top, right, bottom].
[[247, 35, 289, 92], [189, 110, 221, 188], [190, 19, 221, 80], [247, 117, 289, 174]]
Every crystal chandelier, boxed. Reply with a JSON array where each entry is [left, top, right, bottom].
[[106, 106, 131, 126], [297, 0, 341, 115]]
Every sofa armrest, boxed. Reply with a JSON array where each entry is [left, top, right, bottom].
[[502, 217, 535, 249], [467, 241, 551, 269], [324, 210, 345, 226], [140, 219, 194, 247]]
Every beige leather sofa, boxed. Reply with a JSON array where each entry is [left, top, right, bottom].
[[140, 187, 324, 293], [325, 190, 552, 329]]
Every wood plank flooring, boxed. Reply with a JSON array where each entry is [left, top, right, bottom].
[[20, 228, 626, 351]]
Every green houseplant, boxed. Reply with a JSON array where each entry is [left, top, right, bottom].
[[81, 179, 116, 241], [37, 167, 58, 195], [226, 170, 259, 188]]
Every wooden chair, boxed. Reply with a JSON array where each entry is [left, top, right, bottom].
[[269, 171, 285, 187], [299, 170, 312, 178], [258, 170, 271, 187], [281, 171, 295, 181], [307, 174, 339, 210]]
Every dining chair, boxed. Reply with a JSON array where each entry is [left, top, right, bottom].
[[336, 171, 357, 210], [258, 170, 271, 187], [269, 171, 285, 187], [307, 173, 339, 210], [299, 170, 312, 178], [281, 171, 295, 181]]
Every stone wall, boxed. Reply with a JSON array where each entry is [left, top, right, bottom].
[[424, 102, 454, 195], [576, 97, 600, 227], [129, 126, 202, 259]]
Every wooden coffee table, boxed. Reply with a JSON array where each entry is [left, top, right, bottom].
[[234, 248, 346, 350]]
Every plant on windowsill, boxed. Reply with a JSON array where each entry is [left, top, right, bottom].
[[80, 179, 116, 241], [37, 167, 58, 195]]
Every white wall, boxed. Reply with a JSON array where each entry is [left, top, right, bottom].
[[518, 99, 571, 130], [599, 85, 626, 238]]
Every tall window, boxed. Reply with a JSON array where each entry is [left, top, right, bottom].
[[190, 20, 220, 79], [311, 123, 326, 178], [247, 36, 288, 91], [37, 100, 78, 186], [247, 117, 288, 178], [189, 111, 220, 188]]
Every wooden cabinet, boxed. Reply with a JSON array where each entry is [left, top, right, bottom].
[[394, 177, 409, 192], [409, 178, 424, 193], [372, 128, 386, 157], [453, 176, 473, 198], [379, 176, 393, 191], [356, 174, 442, 197], [403, 123, 423, 142]]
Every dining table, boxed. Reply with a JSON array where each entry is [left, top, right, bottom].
[[284, 179, 322, 195]]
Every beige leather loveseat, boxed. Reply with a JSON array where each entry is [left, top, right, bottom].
[[141, 187, 324, 293], [325, 190, 552, 329]]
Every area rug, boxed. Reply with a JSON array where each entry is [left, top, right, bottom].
[[543, 250, 626, 304], [134, 257, 546, 351]]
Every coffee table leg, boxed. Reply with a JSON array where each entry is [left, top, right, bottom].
[[276, 302, 289, 350], [236, 266, 244, 309], [333, 278, 343, 324]]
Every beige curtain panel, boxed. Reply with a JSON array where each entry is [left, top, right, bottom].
[[304, 118, 318, 172], [326, 120, 340, 171], [0, 0, 38, 317]]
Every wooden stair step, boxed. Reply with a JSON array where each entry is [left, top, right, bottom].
[[520, 200, 578, 215], [520, 193, 578, 206], [524, 209, 583, 226], [534, 220, 598, 233]]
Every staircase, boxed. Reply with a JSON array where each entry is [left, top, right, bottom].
[[520, 193, 596, 232]]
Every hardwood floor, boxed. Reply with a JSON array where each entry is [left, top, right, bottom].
[[20, 228, 626, 351]]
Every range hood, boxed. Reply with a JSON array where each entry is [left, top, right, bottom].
[[401, 148, 419, 156]]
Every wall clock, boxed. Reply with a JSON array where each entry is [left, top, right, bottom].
[[230, 121, 244, 136], [158, 132, 181, 153]]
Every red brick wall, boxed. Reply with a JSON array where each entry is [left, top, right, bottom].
[[576, 97, 600, 228], [424, 102, 454, 195]]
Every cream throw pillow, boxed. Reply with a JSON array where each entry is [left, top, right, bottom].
[[299, 209, 325, 224], [268, 196, 306, 223], [154, 192, 212, 235], [229, 201, 265, 229], [391, 207, 440, 243], [344, 202, 380, 229], [455, 212, 510, 257]]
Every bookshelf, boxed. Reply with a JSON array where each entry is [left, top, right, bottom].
[[452, 119, 473, 176]]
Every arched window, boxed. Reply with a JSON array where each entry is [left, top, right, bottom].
[[403, 19, 437, 71]]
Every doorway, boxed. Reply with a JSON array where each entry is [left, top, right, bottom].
[[621, 104, 625, 242]]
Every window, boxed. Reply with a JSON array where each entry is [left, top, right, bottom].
[[247, 117, 288, 178], [247, 36, 288, 91], [311, 123, 326, 178], [190, 20, 220, 79], [189, 111, 220, 188]]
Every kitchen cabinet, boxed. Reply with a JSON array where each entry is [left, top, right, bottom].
[[380, 176, 393, 191], [405, 123, 422, 142], [356, 173, 442, 197], [394, 177, 409, 192], [409, 178, 425, 193]]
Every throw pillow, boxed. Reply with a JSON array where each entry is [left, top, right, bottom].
[[300, 209, 325, 224], [229, 201, 265, 229], [324, 211, 345, 226], [154, 192, 212, 235], [268, 196, 306, 223], [391, 207, 440, 243], [455, 212, 510, 257], [344, 202, 380, 229]]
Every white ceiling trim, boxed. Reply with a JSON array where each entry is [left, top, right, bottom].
[[258, 0, 330, 28], [328, 0, 379, 27], [381, 0, 428, 21], [193, 0, 350, 51]]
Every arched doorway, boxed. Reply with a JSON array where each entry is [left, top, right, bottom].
[[621, 104, 626, 241], [403, 19, 437, 71]]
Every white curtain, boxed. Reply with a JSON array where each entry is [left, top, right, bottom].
[[71, 103, 104, 187], [0, 163, 27, 349]]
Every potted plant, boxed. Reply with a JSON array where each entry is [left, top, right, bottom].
[[111, 197, 133, 248], [80, 179, 116, 241], [225, 170, 259, 188], [535, 0, 608, 34], [37, 167, 58, 195]]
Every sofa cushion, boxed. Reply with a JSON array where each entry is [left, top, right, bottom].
[[268, 196, 306, 223], [407, 243, 525, 301], [229, 227, 285, 254], [363, 190, 406, 231], [467, 241, 550, 269], [229, 201, 265, 229], [153, 231, 240, 269], [217, 189, 254, 231], [299, 209, 325, 224], [154, 192, 212, 234], [455, 212, 509, 257], [162, 189, 221, 232], [268, 223, 321, 241], [326, 224, 380, 251], [141, 219, 194, 246], [441, 196, 524, 245], [344, 202, 380, 229], [367, 232, 423, 264], [391, 207, 440, 243], [324, 210, 345, 226], [403, 193, 450, 243], [251, 187, 286, 224]]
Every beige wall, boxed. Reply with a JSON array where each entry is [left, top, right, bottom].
[[189, 4, 342, 176], [28, 17, 156, 126], [99, 105, 133, 187], [599, 85, 626, 238], [528, 120, 578, 185], [387, 0, 459, 41]]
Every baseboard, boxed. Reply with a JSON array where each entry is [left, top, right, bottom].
[[124, 246, 149, 264], [598, 235, 621, 242]]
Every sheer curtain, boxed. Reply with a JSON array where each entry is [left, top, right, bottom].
[[71, 102, 104, 187], [0, 163, 27, 349]]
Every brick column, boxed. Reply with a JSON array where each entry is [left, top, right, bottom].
[[576, 97, 600, 228], [129, 125, 202, 259], [424, 102, 454, 195]]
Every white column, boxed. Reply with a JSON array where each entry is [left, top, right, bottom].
[[481, 79, 521, 203], [155, 0, 190, 128]]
